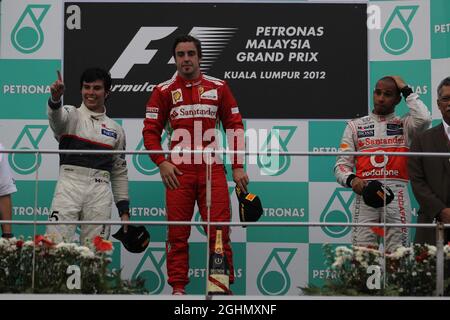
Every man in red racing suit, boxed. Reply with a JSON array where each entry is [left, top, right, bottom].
[[334, 76, 431, 252], [142, 35, 249, 295]]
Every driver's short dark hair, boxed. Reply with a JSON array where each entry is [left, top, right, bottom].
[[79, 67, 112, 92], [377, 76, 401, 97], [172, 35, 202, 59]]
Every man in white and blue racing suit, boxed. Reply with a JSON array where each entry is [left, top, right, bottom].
[[46, 68, 130, 245]]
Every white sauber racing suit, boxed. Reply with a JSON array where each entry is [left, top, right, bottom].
[[0, 144, 17, 198], [334, 93, 431, 252], [46, 101, 129, 244]]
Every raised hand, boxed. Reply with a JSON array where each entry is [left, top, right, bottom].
[[50, 70, 65, 102]]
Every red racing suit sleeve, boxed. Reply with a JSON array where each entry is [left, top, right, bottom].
[[218, 82, 245, 169], [142, 86, 170, 166]]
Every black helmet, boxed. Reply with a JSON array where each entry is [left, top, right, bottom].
[[235, 187, 263, 227], [112, 225, 150, 253], [362, 180, 395, 208]]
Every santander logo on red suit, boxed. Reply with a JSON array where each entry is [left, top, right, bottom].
[[169, 104, 218, 120]]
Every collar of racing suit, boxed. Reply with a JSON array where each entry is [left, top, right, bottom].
[[176, 73, 203, 88], [369, 111, 396, 122], [79, 103, 106, 121]]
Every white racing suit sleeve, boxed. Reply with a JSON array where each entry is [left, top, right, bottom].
[[47, 101, 78, 140], [334, 121, 357, 187], [403, 93, 432, 143], [111, 126, 130, 213], [0, 144, 17, 196]]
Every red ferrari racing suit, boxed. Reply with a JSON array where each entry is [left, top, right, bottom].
[[334, 93, 431, 252], [143, 73, 244, 288]]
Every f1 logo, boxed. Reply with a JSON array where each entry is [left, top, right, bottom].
[[110, 27, 178, 78], [109, 26, 237, 79]]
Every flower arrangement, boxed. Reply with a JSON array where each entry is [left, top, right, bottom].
[[302, 243, 450, 296], [0, 235, 147, 294]]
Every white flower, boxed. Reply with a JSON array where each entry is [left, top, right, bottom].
[[6, 237, 18, 245], [75, 245, 93, 254], [0, 238, 11, 248], [354, 246, 380, 254], [388, 246, 412, 259], [426, 245, 436, 256], [80, 250, 95, 259], [332, 256, 345, 268], [444, 245, 450, 254], [70, 245, 96, 258], [55, 242, 78, 250], [23, 240, 34, 247], [335, 246, 352, 258]]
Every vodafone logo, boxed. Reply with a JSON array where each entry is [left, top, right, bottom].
[[370, 152, 388, 168]]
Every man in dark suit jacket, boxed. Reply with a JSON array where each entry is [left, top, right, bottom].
[[408, 77, 450, 245]]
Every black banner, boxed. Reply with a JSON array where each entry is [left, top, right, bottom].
[[64, 2, 367, 119]]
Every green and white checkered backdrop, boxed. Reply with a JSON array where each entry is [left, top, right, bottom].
[[0, 0, 448, 295]]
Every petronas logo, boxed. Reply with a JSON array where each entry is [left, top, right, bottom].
[[257, 248, 296, 295], [257, 126, 296, 176], [132, 247, 166, 294], [132, 133, 167, 175], [11, 4, 51, 54], [380, 6, 418, 55], [9, 125, 48, 175], [320, 188, 354, 238]]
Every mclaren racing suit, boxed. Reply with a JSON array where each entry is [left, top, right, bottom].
[[334, 93, 431, 252], [46, 101, 129, 245], [143, 73, 244, 288]]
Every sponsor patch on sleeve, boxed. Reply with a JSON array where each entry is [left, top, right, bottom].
[[146, 112, 158, 119], [146, 106, 159, 113], [231, 107, 239, 114]]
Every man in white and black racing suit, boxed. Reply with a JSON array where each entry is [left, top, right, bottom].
[[335, 76, 431, 252], [46, 68, 130, 245]]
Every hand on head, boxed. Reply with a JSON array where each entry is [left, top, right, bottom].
[[388, 76, 407, 90]]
